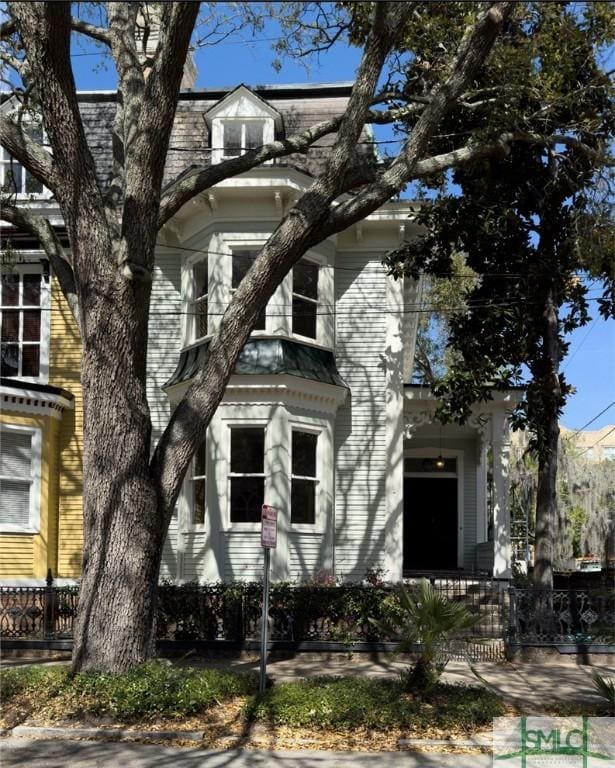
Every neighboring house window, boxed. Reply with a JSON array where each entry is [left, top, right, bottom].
[[230, 427, 265, 523], [602, 446, 615, 461], [1, 270, 45, 378], [222, 120, 265, 158], [291, 430, 318, 524], [0, 123, 45, 197], [585, 448, 595, 460], [0, 425, 41, 533], [292, 259, 318, 339], [191, 438, 206, 526], [191, 258, 208, 339], [232, 251, 266, 330]]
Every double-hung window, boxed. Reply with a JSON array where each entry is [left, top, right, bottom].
[[0, 426, 40, 532], [291, 430, 318, 524], [191, 438, 207, 526], [222, 121, 265, 159], [191, 258, 208, 339], [232, 251, 266, 330], [0, 123, 45, 197], [1, 270, 45, 378], [292, 260, 319, 339], [229, 427, 265, 523]]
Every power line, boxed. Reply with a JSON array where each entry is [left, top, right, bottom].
[[571, 401, 615, 435], [562, 315, 599, 372], [576, 425, 615, 457]]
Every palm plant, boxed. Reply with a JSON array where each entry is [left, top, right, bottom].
[[592, 672, 615, 716], [375, 579, 481, 693]]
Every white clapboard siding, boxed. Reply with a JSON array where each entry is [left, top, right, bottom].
[[182, 532, 209, 582], [288, 532, 326, 582], [334, 254, 388, 582], [149, 253, 182, 580], [222, 532, 264, 582]]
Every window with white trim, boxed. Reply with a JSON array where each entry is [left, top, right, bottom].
[[292, 259, 319, 340], [222, 120, 265, 159], [0, 425, 40, 532], [232, 251, 266, 330], [0, 122, 46, 197], [291, 430, 318, 524], [191, 437, 206, 526], [1, 270, 46, 378], [191, 258, 208, 340], [229, 427, 265, 523]]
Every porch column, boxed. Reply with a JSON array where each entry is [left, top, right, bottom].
[[492, 412, 512, 578], [384, 273, 404, 583]]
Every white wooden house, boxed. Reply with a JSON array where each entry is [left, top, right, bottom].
[[0, 80, 520, 585], [144, 83, 520, 584]]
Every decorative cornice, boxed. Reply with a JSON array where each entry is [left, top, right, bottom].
[[1, 382, 74, 420]]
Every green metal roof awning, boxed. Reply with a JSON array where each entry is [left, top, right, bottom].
[[164, 337, 347, 390]]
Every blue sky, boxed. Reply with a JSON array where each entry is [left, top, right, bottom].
[[68, 17, 613, 431]]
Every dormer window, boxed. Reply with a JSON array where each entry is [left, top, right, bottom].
[[222, 120, 265, 159], [206, 85, 282, 165]]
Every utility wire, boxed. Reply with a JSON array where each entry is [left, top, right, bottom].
[[576, 425, 615, 457], [571, 402, 615, 435]]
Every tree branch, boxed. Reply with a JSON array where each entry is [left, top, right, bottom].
[[1, 203, 79, 325], [0, 112, 56, 191], [70, 16, 111, 45], [158, 114, 344, 227], [323, 1, 515, 233]]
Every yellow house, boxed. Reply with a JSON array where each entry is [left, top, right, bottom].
[[1, 263, 84, 584]]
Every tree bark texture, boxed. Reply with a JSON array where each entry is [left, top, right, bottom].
[[533, 290, 561, 589]]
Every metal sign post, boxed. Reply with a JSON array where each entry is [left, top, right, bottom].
[[259, 505, 277, 694]]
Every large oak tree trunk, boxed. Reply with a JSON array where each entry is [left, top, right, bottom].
[[70, 236, 166, 673]]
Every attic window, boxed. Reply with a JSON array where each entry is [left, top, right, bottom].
[[222, 121, 265, 158]]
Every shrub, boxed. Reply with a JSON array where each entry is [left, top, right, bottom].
[[373, 579, 480, 693], [64, 662, 257, 719], [592, 672, 615, 715], [248, 676, 504, 732], [0, 665, 67, 703]]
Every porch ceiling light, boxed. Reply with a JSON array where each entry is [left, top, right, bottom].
[[435, 455, 446, 470]]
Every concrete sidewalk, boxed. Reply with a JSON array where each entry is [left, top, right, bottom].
[[0, 738, 493, 767], [184, 653, 614, 712]]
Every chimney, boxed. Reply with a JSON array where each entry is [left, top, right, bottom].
[[135, 2, 197, 89]]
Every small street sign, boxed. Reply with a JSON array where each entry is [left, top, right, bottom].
[[261, 504, 278, 549]]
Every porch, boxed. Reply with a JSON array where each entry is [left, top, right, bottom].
[[401, 385, 524, 580]]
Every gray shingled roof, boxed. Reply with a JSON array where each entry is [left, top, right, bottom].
[[77, 83, 374, 192]]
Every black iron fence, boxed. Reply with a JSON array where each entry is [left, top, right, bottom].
[[508, 587, 615, 646], [3, 576, 612, 652], [0, 575, 506, 645]]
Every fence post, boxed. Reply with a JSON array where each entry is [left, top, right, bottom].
[[43, 568, 55, 640]]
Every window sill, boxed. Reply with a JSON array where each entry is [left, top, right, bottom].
[[0, 526, 40, 535]]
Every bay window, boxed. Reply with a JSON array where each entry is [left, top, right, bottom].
[[232, 251, 266, 330], [0, 425, 41, 532], [292, 259, 318, 339], [291, 430, 318, 524], [229, 427, 265, 523], [191, 258, 208, 339], [191, 438, 207, 526]]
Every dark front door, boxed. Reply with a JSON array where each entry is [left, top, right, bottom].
[[403, 477, 458, 571]]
